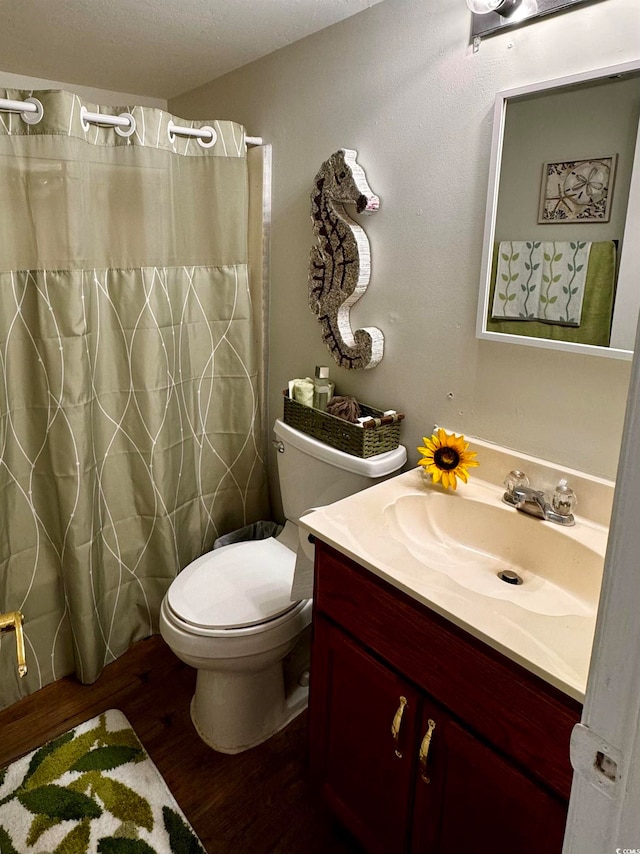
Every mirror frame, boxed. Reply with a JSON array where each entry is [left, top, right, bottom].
[[475, 59, 640, 361]]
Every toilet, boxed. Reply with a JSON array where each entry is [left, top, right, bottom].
[[159, 418, 406, 753]]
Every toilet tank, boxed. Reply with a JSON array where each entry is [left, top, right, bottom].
[[273, 419, 406, 523]]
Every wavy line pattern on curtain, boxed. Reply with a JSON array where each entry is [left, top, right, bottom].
[[0, 91, 269, 710]]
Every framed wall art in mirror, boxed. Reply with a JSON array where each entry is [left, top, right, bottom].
[[475, 60, 640, 360], [538, 155, 617, 224]]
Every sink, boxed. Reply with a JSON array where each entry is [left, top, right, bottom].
[[301, 438, 614, 699], [384, 489, 604, 617]]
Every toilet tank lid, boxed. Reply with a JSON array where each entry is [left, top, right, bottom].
[[273, 419, 407, 477], [167, 538, 298, 630]]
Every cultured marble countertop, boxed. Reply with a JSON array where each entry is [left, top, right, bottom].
[[299, 463, 611, 703]]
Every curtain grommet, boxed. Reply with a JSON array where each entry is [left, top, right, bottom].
[[21, 97, 44, 125], [115, 113, 136, 138], [79, 105, 91, 133], [197, 126, 217, 149], [167, 119, 176, 145]]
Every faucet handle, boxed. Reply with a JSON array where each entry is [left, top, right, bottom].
[[552, 479, 577, 517], [504, 470, 530, 495]]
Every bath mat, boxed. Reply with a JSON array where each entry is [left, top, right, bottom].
[[0, 709, 206, 854]]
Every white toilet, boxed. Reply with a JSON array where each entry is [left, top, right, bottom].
[[159, 418, 406, 753]]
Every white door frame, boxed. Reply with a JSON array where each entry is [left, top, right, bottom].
[[563, 316, 640, 850]]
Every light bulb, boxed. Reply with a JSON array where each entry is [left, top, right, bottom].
[[465, 0, 504, 12], [465, 0, 522, 15]]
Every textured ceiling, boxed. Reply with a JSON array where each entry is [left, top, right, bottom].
[[1, 0, 384, 100]]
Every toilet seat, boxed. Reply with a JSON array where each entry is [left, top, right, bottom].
[[167, 537, 299, 632]]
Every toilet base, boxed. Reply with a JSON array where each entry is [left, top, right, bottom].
[[189, 664, 309, 754]]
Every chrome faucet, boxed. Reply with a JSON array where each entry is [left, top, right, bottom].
[[502, 471, 576, 527]]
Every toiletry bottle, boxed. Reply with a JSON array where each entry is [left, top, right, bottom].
[[313, 366, 332, 411]]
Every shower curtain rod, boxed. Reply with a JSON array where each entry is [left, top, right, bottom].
[[0, 96, 263, 146]]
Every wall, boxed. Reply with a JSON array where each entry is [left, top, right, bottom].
[[170, 0, 640, 515], [0, 69, 166, 109]]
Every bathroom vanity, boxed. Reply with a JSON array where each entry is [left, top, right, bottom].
[[309, 540, 576, 854], [300, 438, 612, 854]]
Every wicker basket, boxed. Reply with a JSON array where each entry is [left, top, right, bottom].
[[283, 390, 404, 458]]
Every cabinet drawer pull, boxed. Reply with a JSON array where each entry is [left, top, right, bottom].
[[419, 719, 436, 783], [391, 696, 408, 758]]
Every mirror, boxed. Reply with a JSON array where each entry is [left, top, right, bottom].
[[476, 60, 640, 360]]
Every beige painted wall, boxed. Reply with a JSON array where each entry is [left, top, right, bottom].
[[0, 69, 166, 109], [170, 0, 639, 510]]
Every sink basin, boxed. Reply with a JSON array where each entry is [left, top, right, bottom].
[[384, 489, 604, 617]]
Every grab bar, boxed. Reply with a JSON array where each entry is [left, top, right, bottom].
[[0, 611, 27, 677]]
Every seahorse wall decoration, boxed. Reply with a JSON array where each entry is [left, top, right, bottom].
[[308, 149, 385, 370]]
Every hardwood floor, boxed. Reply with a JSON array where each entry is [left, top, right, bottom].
[[0, 635, 363, 854]]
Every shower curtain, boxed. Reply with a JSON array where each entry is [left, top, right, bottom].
[[0, 90, 269, 710]]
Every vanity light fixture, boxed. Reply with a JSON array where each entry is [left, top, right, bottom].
[[468, 0, 608, 45]]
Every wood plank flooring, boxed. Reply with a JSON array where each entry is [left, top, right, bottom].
[[0, 635, 363, 854]]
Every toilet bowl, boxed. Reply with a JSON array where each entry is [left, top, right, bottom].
[[160, 419, 406, 754], [160, 526, 312, 753]]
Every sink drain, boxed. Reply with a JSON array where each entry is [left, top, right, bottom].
[[498, 569, 523, 586]]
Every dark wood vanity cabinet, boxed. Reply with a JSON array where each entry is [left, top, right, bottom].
[[308, 540, 581, 854]]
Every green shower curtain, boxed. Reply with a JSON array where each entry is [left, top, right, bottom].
[[0, 90, 269, 710]]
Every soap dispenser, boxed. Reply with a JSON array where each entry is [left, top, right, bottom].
[[313, 366, 332, 411]]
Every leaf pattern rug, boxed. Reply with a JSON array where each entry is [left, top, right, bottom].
[[0, 709, 206, 854]]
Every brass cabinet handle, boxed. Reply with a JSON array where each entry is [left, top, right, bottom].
[[391, 696, 408, 758], [419, 718, 436, 783]]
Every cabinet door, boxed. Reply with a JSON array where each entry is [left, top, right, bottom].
[[309, 616, 419, 854], [412, 709, 568, 854]]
